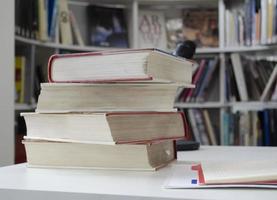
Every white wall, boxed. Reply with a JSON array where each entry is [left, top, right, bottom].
[[0, 0, 15, 166]]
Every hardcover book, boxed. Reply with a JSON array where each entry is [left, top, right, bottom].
[[22, 112, 189, 144], [36, 83, 187, 113], [24, 139, 176, 171], [47, 49, 194, 84]]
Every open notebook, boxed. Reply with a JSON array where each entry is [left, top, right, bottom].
[[164, 161, 277, 189]]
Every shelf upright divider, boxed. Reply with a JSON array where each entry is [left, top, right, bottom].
[[219, 53, 227, 145], [0, 0, 15, 166], [218, 0, 225, 48], [131, 0, 139, 48], [30, 44, 36, 104]]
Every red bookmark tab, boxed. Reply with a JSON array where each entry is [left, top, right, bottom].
[[191, 164, 205, 184]]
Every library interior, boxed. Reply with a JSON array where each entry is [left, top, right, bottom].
[[1, 0, 277, 199]]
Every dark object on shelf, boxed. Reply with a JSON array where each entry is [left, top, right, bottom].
[[176, 140, 200, 151], [87, 5, 129, 48], [173, 40, 196, 59]]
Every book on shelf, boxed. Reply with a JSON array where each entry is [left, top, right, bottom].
[[15, 56, 26, 103], [38, 0, 48, 41], [22, 112, 189, 144], [15, 54, 33, 104], [36, 83, 189, 113], [47, 0, 58, 40], [69, 11, 85, 46], [230, 53, 249, 101], [23, 139, 176, 171], [202, 109, 217, 145], [260, 66, 277, 101], [59, 0, 73, 45], [138, 10, 167, 49], [47, 49, 194, 84], [87, 5, 128, 48]]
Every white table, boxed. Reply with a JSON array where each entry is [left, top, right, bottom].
[[0, 146, 277, 200]]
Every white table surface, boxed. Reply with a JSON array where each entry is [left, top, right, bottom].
[[1, 146, 277, 200]]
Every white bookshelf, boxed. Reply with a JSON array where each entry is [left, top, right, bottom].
[[14, 0, 277, 148]]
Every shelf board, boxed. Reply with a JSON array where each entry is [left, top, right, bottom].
[[15, 35, 126, 52], [229, 101, 277, 111], [174, 102, 224, 108], [196, 45, 277, 54], [175, 101, 277, 110], [15, 103, 36, 110], [16, 36, 277, 54]]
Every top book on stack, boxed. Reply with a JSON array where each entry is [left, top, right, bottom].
[[47, 48, 194, 84]]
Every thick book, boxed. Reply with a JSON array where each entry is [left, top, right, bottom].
[[22, 112, 189, 144], [36, 83, 189, 113], [23, 139, 176, 171], [47, 49, 194, 84]]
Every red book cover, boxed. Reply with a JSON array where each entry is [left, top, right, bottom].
[[181, 59, 206, 101], [47, 48, 194, 83]]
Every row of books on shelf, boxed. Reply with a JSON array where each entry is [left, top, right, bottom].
[[223, 109, 277, 146], [15, 0, 85, 46], [178, 57, 219, 102], [226, 53, 277, 102], [185, 108, 277, 146], [15, 0, 219, 49], [179, 53, 277, 103], [225, 0, 277, 46]]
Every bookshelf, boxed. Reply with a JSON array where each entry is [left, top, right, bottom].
[[12, 0, 277, 162]]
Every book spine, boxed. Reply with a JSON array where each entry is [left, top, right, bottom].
[[59, 0, 73, 45], [261, 0, 268, 44], [230, 53, 249, 101], [262, 110, 271, 146], [38, 0, 48, 41], [184, 60, 206, 102]]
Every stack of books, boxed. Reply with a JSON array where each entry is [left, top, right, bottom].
[[22, 48, 194, 170]]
